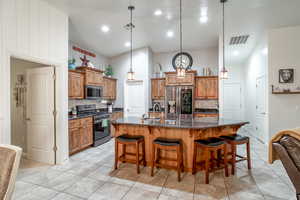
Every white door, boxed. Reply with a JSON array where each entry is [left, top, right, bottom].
[[255, 75, 267, 142], [26, 67, 55, 164], [124, 80, 145, 118], [222, 82, 243, 120]]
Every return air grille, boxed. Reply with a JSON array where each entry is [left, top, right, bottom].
[[229, 35, 249, 45]]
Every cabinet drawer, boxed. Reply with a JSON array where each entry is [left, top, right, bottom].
[[69, 119, 80, 128], [80, 117, 93, 127]]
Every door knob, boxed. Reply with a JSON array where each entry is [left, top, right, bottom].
[[25, 118, 31, 121]]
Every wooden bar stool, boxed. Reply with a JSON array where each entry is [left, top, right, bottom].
[[220, 134, 251, 175], [114, 134, 146, 174], [193, 137, 229, 184], [151, 138, 184, 182]]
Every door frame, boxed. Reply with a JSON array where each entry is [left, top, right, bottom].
[[124, 79, 145, 118], [5, 52, 67, 164]]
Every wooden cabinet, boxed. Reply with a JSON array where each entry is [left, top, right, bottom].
[[151, 78, 165, 100], [103, 77, 117, 100], [76, 66, 103, 86], [165, 71, 196, 86], [111, 112, 123, 121], [194, 113, 219, 118], [195, 76, 218, 100], [69, 70, 84, 99], [69, 117, 93, 155], [149, 112, 164, 118]]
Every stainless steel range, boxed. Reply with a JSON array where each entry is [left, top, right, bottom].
[[76, 104, 111, 147]]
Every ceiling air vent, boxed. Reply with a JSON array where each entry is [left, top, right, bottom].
[[229, 35, 249, 45]]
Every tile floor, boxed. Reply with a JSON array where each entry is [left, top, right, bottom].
[[13, 128, 296, 200]]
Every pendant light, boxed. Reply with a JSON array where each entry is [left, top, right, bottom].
[[176, 0, 186, 78], [126, 6, 135, 80], [220, 0, 228, 79]]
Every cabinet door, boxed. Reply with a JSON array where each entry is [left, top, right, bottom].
[[69, 128, 81, 154], [195, 78, 207, 99], [158, 80, 165, 99], [111, 79, 117, 100], [80, 118, 93, 148], [179, 73, 194, 85], [165, 74, 177, 86], [69, 71, 84, 99], [151, 79, 158, 99], [103, 78, 108, 98], [206, 77, 218, 99]]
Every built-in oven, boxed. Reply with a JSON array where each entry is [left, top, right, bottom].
[[85, 85, 102, 100], [93, 114, 111, 146]]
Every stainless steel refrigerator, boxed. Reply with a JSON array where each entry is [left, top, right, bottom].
[[165, 86, 193, 120]]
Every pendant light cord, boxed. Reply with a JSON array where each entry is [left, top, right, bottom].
[[130, 7, 133, 72], [180, 0, 183, 66], [222, 0, 225, 71]]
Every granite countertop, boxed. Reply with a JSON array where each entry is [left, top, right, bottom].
[[112, 117, 248, 129]]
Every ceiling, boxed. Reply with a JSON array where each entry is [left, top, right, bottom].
[[44, 0, 300, 63]]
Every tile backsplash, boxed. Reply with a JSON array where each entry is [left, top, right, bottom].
[[194, 100, 218, 109], [69, 99, 108, 110]]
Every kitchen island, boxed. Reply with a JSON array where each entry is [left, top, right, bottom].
[[112, 117, 248, 172]]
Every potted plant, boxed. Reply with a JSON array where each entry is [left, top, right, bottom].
[[68, 58, 76, 69], [104, 65, 113, 77]]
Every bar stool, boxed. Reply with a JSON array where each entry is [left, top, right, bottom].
[[151, 138, 184, 182], [193, 137, 229, 184], [114, 134, 146, 174], [220, 134, 251, 175]]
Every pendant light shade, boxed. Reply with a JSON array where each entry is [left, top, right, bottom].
[[126, 6, 135, 80], [220, 0, 229, 79]]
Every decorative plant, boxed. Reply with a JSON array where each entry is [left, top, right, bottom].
[[68, 58, 76, 65], [104, 65, 113, 76]]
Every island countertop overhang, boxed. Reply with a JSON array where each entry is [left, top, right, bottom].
[[112, 117, 249, 130]]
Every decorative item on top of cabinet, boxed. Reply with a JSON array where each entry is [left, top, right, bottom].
[[103, 77, 117, 100], [195, 76, 218, 100], [76, 66, 103, 86], [165, 71, 196, 86], [68, 70, 84, 99], [151, 78, 165, 100], [69, 117, 93, 155]]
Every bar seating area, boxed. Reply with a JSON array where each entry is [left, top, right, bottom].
[[114, 132, 251, 184], [151, 138, 184, 182], [114, 134, 146, 174]]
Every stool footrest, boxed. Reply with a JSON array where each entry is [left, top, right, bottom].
[[156, 157, 178, 162], [119, 155, 143, 163]]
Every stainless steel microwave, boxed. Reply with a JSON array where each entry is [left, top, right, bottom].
[[85, 85, 102, 100]]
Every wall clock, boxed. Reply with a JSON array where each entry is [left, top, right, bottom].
[[172, 52, 193, 70]]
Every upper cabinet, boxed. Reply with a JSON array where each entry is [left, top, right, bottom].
[[165, 71, 196, 86], [151, 78, 165, 100], [103, 77, 117, 100], [76, 66, 103, 86], [69, 70, 84, 99], [195, 76, 218, 100]]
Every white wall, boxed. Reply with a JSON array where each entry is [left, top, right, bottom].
[[0, 0, 69, 164], [153, 47, 219, 76], [268, 26, 300, 138], [110, 47, 152, 111], [68, 41, 109, 70], [243, 35, 268, 142]]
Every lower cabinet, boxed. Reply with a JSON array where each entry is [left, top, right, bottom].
[[69, 117, 93, 155]]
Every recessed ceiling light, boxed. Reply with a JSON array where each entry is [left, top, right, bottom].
[[199, 16, 208, 24], [124, 41, 131, 47], [101, 25, 110, 33], [154, 9, 163, 16], [233, 51, 239, 56], [166, 30, 174, 38]]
